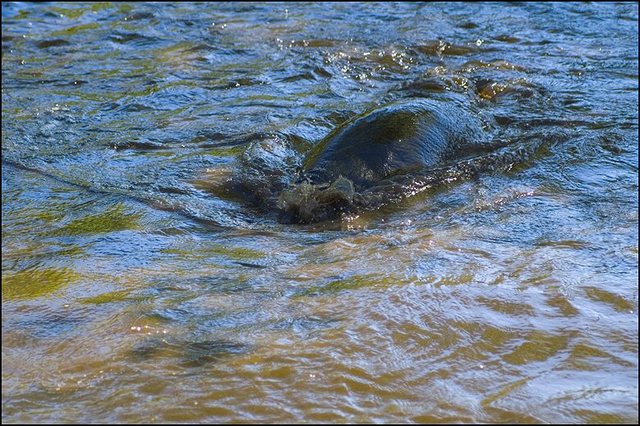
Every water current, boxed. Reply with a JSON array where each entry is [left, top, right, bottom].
[[2, 2, 638, 423]]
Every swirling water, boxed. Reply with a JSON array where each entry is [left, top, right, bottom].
[[2, 2, 637, 423]]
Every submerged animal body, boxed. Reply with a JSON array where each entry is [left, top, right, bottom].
[[303, 98, 486, 190], [277, 97, 490, 223]]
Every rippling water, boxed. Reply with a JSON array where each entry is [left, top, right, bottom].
[[2, 2, 638, 423]]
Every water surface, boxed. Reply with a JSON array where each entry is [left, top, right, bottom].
[[2, 2, 638, 423]]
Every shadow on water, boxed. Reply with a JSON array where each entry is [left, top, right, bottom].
[[131, 337, 250, 368]]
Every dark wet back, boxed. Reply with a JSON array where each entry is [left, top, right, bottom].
[[303, 98, 486, 189]]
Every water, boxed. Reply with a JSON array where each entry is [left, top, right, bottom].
[[2, 2, 638, 423]]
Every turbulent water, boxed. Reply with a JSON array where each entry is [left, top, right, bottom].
[[2, 2, 638, 423]]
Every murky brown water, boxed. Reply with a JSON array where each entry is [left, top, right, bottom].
[[2, 2, 638, 423]]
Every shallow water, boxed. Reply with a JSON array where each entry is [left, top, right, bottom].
[[2, 2, 638, 423]]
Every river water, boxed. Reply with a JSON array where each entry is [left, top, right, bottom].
[[2, 2, 638, 423]]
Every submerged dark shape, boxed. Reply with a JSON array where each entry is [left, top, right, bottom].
[[226, 90, 552, 225], [302, 98, 485, 189], [276, 97, 493, 223]]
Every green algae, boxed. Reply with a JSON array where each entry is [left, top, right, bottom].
[[50, 204, 141, 236], [2, 267, 82, 300]]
